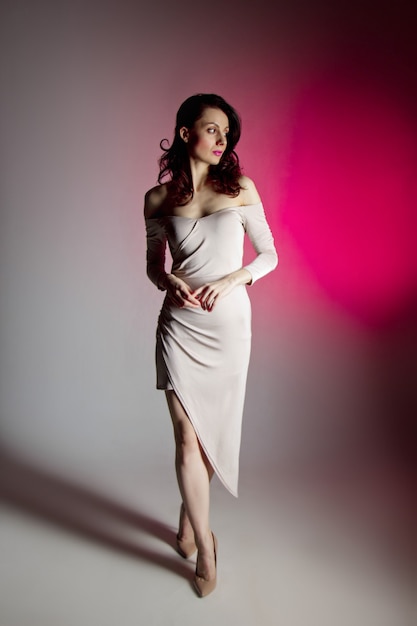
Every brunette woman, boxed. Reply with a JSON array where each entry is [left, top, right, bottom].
[[144, 93, 277, 596]]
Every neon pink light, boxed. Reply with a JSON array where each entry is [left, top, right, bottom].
[[282, 70, 417, 328]]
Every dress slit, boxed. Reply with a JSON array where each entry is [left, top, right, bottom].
[[146, 203, 278, 497]]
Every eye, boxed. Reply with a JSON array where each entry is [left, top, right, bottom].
[[207, 127, 216, 134]]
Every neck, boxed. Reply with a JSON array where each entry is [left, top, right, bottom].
[[189, 159, 210, 192]]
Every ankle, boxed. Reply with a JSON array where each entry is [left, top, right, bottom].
[[195, 530, 213, 551]]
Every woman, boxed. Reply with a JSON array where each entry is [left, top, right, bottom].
[[144, 93, 278, 597]]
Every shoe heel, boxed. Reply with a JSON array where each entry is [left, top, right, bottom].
[[176, 503, 197, 559], [194, 533, 217, 598], [176, 535, 197, 559]]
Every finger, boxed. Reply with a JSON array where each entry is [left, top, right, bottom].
[[199, 293, 209, 309], [180, 289, 199, 304], [209, 294, 218, 309], [202, 291, 217, 308], [182, 300, 200, 308], [180, 289, 200, 305], [186, 294, 201, 305], [202, 294, 216, 310], [174, 291, 200, 308], [193, 285, 210, 299]]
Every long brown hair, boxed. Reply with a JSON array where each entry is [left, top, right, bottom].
[[158, 94, 243, 205]]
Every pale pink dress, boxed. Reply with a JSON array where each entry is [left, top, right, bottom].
[[145, 203, 277, 496]]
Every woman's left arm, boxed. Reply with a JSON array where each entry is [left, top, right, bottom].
[[193, 179, 278, 311], [241, 202, 278, 285], [237, 176, 278, 284]]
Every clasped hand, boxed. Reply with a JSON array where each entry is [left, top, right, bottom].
[[164, 274, 241, 311]]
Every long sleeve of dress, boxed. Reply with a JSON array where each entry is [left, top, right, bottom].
[[145, 218, 167, 290], [241, 203, 278, 284]]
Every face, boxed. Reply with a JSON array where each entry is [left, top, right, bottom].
[[180, 107, 229, 165]]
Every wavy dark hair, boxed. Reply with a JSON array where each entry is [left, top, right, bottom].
[[158, 93, 243, 205]]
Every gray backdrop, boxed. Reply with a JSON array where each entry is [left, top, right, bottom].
[[1, 0, 415, 494]]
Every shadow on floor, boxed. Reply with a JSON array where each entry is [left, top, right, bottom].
[[0, 445, 191, 580]]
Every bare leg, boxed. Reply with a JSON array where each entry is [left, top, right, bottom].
[[179, 465, 214, 542], [165, 390, 216, 580]]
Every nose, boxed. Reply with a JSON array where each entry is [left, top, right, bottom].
[[216, 132, 226, 145]]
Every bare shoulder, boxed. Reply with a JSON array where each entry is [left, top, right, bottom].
[[238, 175, 261, 205], [144, 183, 169, 218]]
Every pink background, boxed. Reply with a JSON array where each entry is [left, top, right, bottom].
[[1, 0, 416, 486]]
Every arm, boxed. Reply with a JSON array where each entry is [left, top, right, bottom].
[[144, 187, 200, 307], [144, 186, 168, 289], [193, 206, 278, 311], [241, 202, 278, 284], [235, 175, 278, 283], [145, 216, 168, 290], [194, 179, 278, 311]]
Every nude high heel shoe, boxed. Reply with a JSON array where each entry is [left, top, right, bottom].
[[194, 532, 218, 598], [176, 535, 197, 559], [176, 503, 197, 559]]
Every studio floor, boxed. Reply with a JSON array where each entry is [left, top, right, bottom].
[[1, 453, 415, 626]]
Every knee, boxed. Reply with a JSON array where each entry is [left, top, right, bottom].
[[175, 427, 200, 465]]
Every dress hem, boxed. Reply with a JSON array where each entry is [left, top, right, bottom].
[[162, 369, 239, 498]]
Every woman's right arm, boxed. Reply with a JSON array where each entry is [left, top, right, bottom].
[[144, 186, 169, 290], [144, 188, 200, 308]]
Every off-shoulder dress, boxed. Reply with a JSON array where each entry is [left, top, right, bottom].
[[145, 203, 277, 496]]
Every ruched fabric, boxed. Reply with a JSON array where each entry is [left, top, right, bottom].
[[145, 203, 277, 496]]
